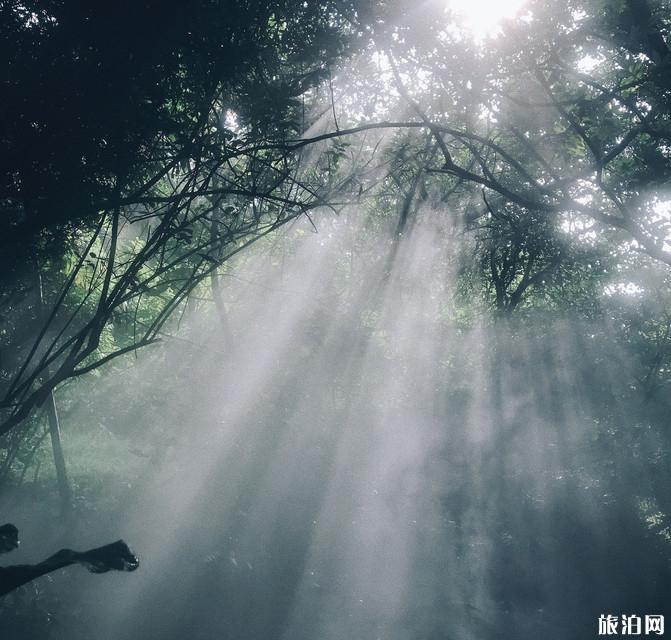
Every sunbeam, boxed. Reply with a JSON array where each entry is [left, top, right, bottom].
[[3, 3, 671, 639], [5, 206, 661, 640], [446, 0, 527, 39]]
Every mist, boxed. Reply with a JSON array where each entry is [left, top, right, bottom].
[[3, 207, 668, 640], [4, 2, 671, 636]]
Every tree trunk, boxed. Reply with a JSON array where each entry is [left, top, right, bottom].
[[36, 270, 72, 518], [44, 389, 72, 517]]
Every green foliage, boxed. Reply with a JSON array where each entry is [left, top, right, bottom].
[[0, 0, 370, 436], [2, 3, 671, 575]]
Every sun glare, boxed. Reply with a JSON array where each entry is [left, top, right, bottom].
[[447, 0, 527, 39]]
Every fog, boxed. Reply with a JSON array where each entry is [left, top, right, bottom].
[[2, 210, 670, 639]]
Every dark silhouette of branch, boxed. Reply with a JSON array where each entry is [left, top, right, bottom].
[[0, 524, 139, 598]]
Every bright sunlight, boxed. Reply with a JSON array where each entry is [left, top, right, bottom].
[[447, 0, 527, 39]]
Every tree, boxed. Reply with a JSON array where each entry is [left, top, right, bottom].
[[374, 0, 671, 268], [0, 0, 369, 436]]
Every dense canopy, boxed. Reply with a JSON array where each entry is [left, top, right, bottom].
[[1, 1, 671, 639]]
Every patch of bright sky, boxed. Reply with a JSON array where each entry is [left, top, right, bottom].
[[652, 198, 671, 252], [603, 281, 644, 296], [446, 0, 527, 40], [15, 5, 58, 28], [570, 178, 601, 207], [223, 109, 240, 132], [560, 212, 599, 243], [652, 198, 671, 222], [577, 54, 604, 74]]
